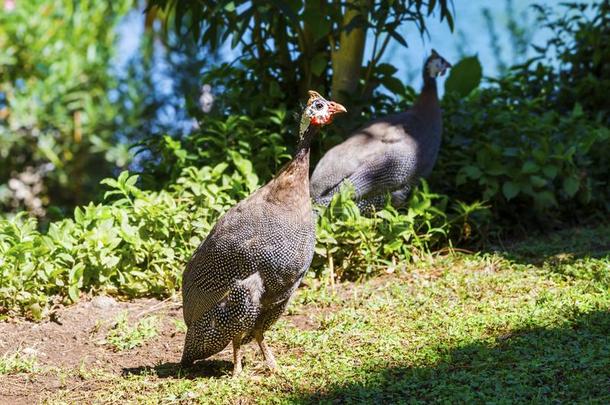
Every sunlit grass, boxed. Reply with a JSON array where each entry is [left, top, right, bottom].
[[0, 351, 37, 375], [8, 225, 610, 404]]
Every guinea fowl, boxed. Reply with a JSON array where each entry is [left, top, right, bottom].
[[310, 50, 451, 211], [181, 91, 346, 376]]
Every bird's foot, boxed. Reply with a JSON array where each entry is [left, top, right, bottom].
[[255, 332, 278, 372], [232, 362, 243, 377], [232, 334, 244, 378], [264, 353, 278, 371]]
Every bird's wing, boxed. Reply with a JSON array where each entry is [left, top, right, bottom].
[[181, 199, 263, 327], [311, 133, 384, 201], [311, 123, 414, 205], [325, 148, 417, 204]]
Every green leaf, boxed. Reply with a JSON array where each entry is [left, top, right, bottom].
[[224, 1, 236, 12], [521, 161, 539, 174], [542, 165, 558, 179], [571, 102, 583, 118], [74, 207, 84, 224], [100, 178, 119, 189], [502, 147, 519, 157], [444, 56, 482, 98], [381, 76, 405, 94], [530, 175, 547, 188], [303, 9, 331, 42], [29, 303, 43, 321], [212, 162, 229, 177], [563, 176, 580, 197], [462, 165, 482, 179], [376, 63, 398, 76], [117, 171, 130, 185], [310, 53, 327, 77], [388, 30, 408, 47], [68, 285, 80, 302], [125, 174, 138, 188], [502, 181, 520, 200]]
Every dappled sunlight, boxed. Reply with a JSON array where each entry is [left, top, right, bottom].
[[1, 0, 608, 402]]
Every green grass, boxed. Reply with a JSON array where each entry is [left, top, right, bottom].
[[0, 352, 37, 375], [19, 226, 610, 403], [104, 312, 159, 352]]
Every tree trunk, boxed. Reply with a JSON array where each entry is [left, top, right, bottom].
[[331, 0, 368, 104]]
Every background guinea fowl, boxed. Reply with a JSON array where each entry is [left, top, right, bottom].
[[310, 50, 452, 211], [180, 91, 346, 376]]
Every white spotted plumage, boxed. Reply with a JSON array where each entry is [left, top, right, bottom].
[[179, 94, 346, 375]]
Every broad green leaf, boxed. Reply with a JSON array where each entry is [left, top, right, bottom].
[[381, 76, 405, 94], [462, 165, 482, 179], [68, 285, 80, 302], [542, 165, 559, 179], [502, 181, 520, 200], [303, 9, 331, 42], [444, 56, 482, 98], [521, 161, 539, 174], [563, 176, 580, 197], [530, 175, 547, 188]]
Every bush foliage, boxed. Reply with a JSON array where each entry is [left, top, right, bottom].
[[433, 0, 610, 224], [0, 166, 481, 319], [1, 1, 609, 318], [0, 1, 135, 214], [437, 77, 609, 221]]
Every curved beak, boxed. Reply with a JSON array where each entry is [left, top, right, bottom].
[[328, 101, 347, 115]]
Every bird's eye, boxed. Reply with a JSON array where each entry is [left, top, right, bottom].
[[314, 101, 324, 110]]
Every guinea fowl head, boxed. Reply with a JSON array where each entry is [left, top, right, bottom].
[[304, 90, 347, 127], [425, 49, 452, 78]]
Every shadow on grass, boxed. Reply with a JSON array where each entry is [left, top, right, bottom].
[[296, 310, 610, 403], [122, 359, 232, 379], [487, 225, 610, 288], [494, 225, 610, 265]]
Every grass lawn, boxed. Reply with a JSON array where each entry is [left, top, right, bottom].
[[1, 225, 609, 404]]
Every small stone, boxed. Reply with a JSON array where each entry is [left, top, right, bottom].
[[91, 296, 117, 310], [22, 347, 40, 356]]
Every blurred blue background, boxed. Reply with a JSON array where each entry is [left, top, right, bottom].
[[116, 0, 586, 96]]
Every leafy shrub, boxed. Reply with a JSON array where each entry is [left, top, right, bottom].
[[0, 0, 139, 214], [313, 183, 487, 281], [533, 0, 610, 123], [429, 1, 610, 228], [0, 165, 250, 319], [436, 75, 610, 223], [138, 108, 292, 189], [0, 167, 481, 318]]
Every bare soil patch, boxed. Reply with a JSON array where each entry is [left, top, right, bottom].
[[0, 296, 183, 403], [0, 289, 338, 404], [0, 296, 184, 372]]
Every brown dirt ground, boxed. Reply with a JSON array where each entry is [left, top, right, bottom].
[[0, 292, 329, 405], [0, 274, 421, 404]]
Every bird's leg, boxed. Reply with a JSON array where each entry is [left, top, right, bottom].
[[232, 334, 244, 377], [255, 331, 277, 370], [180, 327, 196, 367]]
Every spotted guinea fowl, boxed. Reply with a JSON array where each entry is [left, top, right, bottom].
[[310, 50, 451, 211], [181, 91, 346, 376]]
